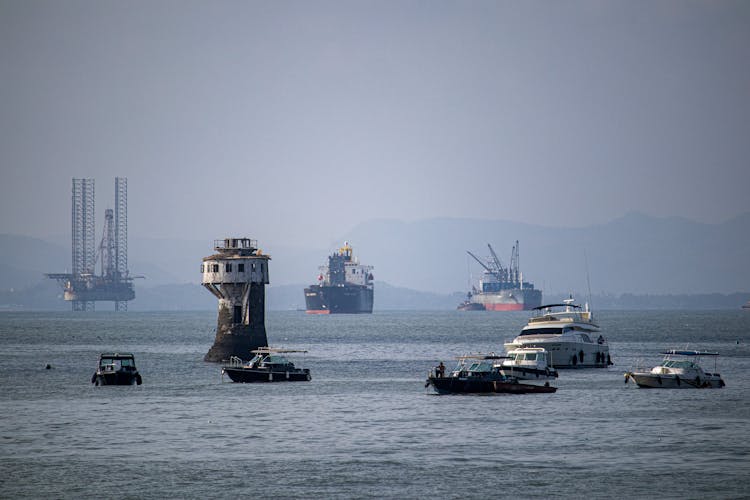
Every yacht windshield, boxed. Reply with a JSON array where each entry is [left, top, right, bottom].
[[662, 360, 695, 369], [523, 353, 537, 361], [469, 361, 493, 373], [520, 328, 563, 336], [264, 355, 290, 365]]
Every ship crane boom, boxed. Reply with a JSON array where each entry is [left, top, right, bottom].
[[487, 243, 508, 281], [466, 250, 493, 274]]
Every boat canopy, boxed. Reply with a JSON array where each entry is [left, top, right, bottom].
[[455, 353, 506, 360], [98, 352, 135, 360], [660, 350, 719, 356], [533, 303, 582, 310], [251, 347, 308, 354]]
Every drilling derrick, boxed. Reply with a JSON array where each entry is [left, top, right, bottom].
[[201, 238, 270, 362], [114, 177, 129, 311], [47, 177, 135, 310], [71, 178, 96, 311]]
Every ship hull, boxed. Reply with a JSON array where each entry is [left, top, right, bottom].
[[304, 284, 373, 314], [470, 289, 542, 311], [427, 376, 556, 395], [222, 367, 311, 383], [626, 372, 724, 389]]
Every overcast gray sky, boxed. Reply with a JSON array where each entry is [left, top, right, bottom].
[[2, 0, 749, 248]]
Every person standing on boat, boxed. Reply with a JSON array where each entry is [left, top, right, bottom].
[[437, 361, 445, 378]]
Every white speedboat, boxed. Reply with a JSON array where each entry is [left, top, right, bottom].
[[624, 350, 725, 389], [497, 347, 558, 384], [503, 298, 612, 368]]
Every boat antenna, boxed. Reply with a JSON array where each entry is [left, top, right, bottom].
[[584, 249, 593, 313]]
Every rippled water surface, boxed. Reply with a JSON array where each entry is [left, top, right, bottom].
[[2, 310, 750, 498]]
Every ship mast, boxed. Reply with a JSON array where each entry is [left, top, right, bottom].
[[467, 250, 494, 275], [509, 240, 520, 285]]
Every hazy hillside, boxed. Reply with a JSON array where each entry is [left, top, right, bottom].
[[0, 234, 68, 289], [263, 282, 463, 311], [340, 212, 750, 295]]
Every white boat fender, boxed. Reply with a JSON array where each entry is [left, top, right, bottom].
[[268, 373, 273, 382]]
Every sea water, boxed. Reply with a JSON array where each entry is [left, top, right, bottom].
[[1, 310, 749, 499]]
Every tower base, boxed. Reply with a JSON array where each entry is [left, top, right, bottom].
[[204, 324, 268, 362]]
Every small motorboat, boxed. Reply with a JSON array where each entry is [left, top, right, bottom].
[[425, 354, 557, 395], [624, 350, 725, 389], [221, 347, 311, 383], [497, 347, 558, 384], [91, 353, 142, 386]]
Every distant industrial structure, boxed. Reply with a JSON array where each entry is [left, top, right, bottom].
[[201, 237, 270, 362], [47, 177, 135, 311]]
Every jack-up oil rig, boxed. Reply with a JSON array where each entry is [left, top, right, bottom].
[[47, 177, 135, 311]]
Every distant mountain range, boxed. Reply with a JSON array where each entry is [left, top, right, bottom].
[[1, 212, 749, 310]]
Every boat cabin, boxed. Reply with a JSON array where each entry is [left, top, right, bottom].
[[98, 353, 137, 373], [246, 353, 297, 370]]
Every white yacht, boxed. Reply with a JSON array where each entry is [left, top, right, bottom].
[[624, 350, 725, 389], [503, 298, 612, 368], [496, 347, 558, 385]]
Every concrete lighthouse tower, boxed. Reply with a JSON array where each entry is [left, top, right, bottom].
[[201, 238, 270, 362]]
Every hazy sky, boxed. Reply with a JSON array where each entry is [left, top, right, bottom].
[[2, 0, 749, 248]]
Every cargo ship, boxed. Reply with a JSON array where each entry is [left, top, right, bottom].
[[304, 242, 374, 314], [460, 241, 542, 311]]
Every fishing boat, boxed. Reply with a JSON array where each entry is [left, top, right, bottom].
[[221, 347, 311, 383], [504, 298, 612, 368], [425, 354, 556, 395], [624, 350, 725, 389], [497, 347, 558, 384], [91, 353, 142, 386]]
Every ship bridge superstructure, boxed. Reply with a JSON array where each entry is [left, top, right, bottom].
[[319, 241, 373, 288], [467, 241, 535, 293]]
